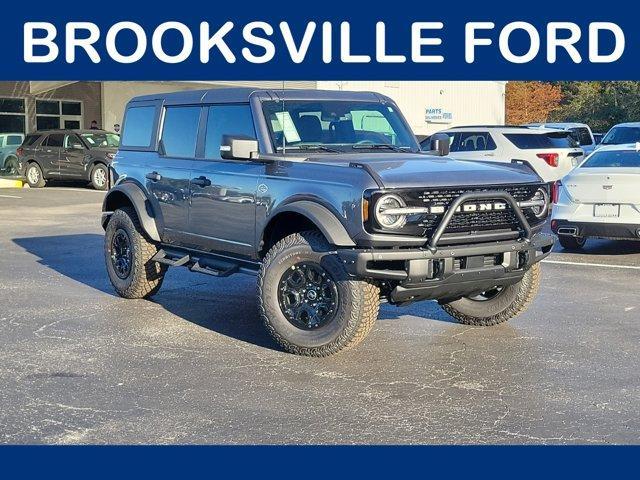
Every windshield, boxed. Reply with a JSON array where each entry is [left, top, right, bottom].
[[601, 126, 640, 145], [261, 100, 419, 153], [80, 132, 120, 148], [582, 150, 640, 168]]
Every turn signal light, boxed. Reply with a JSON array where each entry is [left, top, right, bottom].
[[537, 152, 559, 167]]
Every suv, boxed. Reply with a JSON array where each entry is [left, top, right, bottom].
[[0, 133, 24, 175], [425, 126, 584, 183], [102, 89, 554, 356], [17, 129, 120, 190]]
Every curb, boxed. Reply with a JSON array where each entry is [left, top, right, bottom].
[[0, 178, 24, 188]]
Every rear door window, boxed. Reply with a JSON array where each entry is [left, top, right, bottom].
[[204, 105, 255, 159], [121, 105, 157, 148], [504, 132, 577, 149], [44, 134, 64, 148], [160, 106, 201, 158], [6, 135, 22, 146]]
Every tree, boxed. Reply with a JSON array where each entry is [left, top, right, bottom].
[[550, 82, 640, 132], [505, 82, 562, 125]]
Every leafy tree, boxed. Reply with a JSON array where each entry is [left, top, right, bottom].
[[550, 82, 640, 132], [505, 82, 563, 125]]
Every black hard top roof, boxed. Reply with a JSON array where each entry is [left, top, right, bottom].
[[128, 87, 390, 105]]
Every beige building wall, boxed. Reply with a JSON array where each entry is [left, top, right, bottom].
[[317, 81, 507, 137]]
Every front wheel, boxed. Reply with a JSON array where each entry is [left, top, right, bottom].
[[440, 263, 541, 326], [104, 207, 166, 299], [258, 231, 380, 356]]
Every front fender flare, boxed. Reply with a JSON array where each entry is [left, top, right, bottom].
[[102, 183, 161, 242], [274, 201, 356, 247]]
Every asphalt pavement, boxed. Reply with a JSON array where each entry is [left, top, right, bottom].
[[1, 186, 639, 444]]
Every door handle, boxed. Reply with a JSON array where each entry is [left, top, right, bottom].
[[191, 176, 211, 187], [146, 172, 162, 182]]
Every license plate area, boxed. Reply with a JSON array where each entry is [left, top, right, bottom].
[[594, 204, 620, 218]]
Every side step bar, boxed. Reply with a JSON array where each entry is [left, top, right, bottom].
[[151, 249, 190, 267], [151, 248, 257, 278]]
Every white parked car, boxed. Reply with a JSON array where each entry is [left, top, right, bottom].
[[524, 122, 597, 156], [432, 126, 584, 183], [551, 143, 640, 249], [598, 122, 640, 149]]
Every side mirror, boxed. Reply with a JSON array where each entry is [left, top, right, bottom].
[[430, 133, 450, 156], [220, 135, 259, 160]]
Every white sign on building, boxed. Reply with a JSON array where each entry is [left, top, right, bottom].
[[425, 108, 453, 124]]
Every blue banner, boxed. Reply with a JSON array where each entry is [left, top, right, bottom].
[[0, 445, 638, 478], [2, 0, 637, 80]]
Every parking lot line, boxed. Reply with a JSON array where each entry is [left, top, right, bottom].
[[543, 259, 640, 270], [0, 194, 22, 198]]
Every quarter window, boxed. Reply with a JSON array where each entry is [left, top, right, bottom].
[[160, 106, 201, 158], [204, 105, 255, 159], [121, 106, 157, 148], [448, 131, 497, 152]]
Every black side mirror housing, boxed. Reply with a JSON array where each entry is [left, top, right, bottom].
[[429, 133, 450, 156], [220, 135, 259, 160]]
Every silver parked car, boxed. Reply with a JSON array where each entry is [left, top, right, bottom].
[[0, 133, 24, 174]]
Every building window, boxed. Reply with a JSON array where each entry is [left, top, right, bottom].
[[0, 97, 26, 134], [36, 99, 83, 131]]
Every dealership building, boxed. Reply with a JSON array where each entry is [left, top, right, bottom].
[[0, 81, 506, 138]]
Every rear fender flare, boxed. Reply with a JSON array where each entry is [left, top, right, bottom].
[[102, 183, 161, 242]]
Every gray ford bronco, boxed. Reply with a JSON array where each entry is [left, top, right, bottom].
[[102, 88, 554, 356]]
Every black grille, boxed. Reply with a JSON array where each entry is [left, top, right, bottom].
[[403, 184, 542, 236]]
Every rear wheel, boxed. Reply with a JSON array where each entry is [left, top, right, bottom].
[[25, 162, 45, 188], [90, 163, 109, 190], [558, 235, 586, 250], [258, 231, 380, 356], [3, 155, 19, 175], [104, 207, 166, 299], [440, 263, 541, 326]]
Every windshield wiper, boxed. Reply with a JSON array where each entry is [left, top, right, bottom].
[[278, 145, 342, 153], [351, 144, 409, 152]]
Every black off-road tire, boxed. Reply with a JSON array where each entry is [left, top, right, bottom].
[[258, 231, 380, 357], [558, 235, 586, 250], [90, 163, 109, 191], [104, 207, 167, 299], [440, 263, 541, 326], [25, 162, 45, 188]]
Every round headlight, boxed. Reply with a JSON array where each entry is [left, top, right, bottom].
[[530, 188, 549, 218], [374, 194, 407, 230]]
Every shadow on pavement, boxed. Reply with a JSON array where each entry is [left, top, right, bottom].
[[555, 238, 640, 257], [14, 233, 458, 352]]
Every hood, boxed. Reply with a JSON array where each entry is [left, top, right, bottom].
[[305, 153, 542, 188]]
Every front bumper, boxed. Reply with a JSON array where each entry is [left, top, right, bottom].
[[337, 233, 555, 304], [552, 219, 640, 241]]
